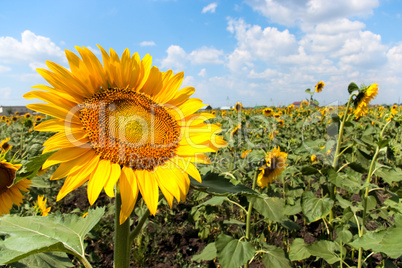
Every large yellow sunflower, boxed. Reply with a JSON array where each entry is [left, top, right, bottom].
[[354, 83, 379, 119], [257, 147, 287, 188], [25, 46, 226, 223], [0, 160, 31, 215]]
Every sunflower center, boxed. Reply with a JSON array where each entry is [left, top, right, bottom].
[[0, 164, 14, 194], [79, 88, 180, 170]]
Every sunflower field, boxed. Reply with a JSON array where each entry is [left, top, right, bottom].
[[0, 48, 401, 268]]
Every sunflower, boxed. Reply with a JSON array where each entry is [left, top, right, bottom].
[[263, 108, 273, 116], [0, 138, 12, 153], [24, 113, 31, 119], [35, 195, 51, 216], [277, 119, 285, 128], [354, 83, 379, 119], [310, 155, 317, 162], [234, 102, 243, 112], [230, 123, 241, 139], [25, 46, 226, 224], [0, 159, 31, 215], [241, 149, 252, 159], [257, 147, 287, 188], [273, 113, 281, 119], [315, 81, 325, 93]]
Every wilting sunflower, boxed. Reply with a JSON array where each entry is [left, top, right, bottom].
[[263, 108, 273, 116], [35, 195, 51, 216], [25, 45, 226, 223], [234, 102, 243, 112], [0, 159, 31, 215], [230, 123, 241, 139], [257, 147, 287, 188], [353, 83, 379, 119], [315, 81, 325, 93]]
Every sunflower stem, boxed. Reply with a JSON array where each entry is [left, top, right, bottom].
[[245, 169, 258, 268], [114, 185, 131, 268], [128, 208, 150, 245], [357, 121, 390, 268], [329, 92, 357, 223]]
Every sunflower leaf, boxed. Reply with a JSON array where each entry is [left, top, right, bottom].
[[348, 82, 359, 94], [261, 245, 292, 268], [0, 207, 105, 265], [215, 234, 255, 268], [301, 191, 334, 223], [14, 151, 56, 183], [8, 252, 73, 268], [191, 242, 217, 262], [190, 172, 259, 197]]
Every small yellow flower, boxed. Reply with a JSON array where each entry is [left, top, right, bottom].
[[241, 150, 252, 159], [0, 138, 12, 153], [35, 195, 51, 216], [311, 155, 317, 162], [315, 81, 325, 93], [234, 102, 243, 112], [327, 150, 331, 155]]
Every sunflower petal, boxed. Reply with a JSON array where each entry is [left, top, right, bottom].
[[119, 167, 139, 224], [87, 159, 112, 205], [136, 170, 159, 215]]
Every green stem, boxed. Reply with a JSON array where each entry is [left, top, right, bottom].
[[245, 169, 259, 268], [75, 254, 93, 268], [114, 184, 131, 268], [358, 121, 390, 268], [129, 209, 150, 245], [329, 93, 357, 223]]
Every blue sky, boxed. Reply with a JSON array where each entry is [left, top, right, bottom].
[[1, 0, 402, 108]]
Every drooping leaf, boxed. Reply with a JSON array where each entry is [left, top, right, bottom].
[[192, 242, 217, 262], [289, 238, 311, 261], [348, 82, 359, 94], [301, 191, 334, 223], [215, 234, 255, 268], [261, 245, 291, 268], [0, 207, 105, 265], [190, 172, 258, 197]]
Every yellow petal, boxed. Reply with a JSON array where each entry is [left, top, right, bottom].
[[135, 170, 159, 215], [42, 147, 91, 169], [103, 162, 121, 197], [50, 149, 98, 180], [87, 160, 111, 205], [119, 167, 139, 224]]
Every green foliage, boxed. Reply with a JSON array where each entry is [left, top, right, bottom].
[[215, 234, 255, 268], [0, 207, 105, 265]]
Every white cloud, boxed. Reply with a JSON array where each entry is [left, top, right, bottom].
[[161, 45, 187, 70], [227, 18, 298, 71], [0, 87, 11, 99], [198, 68, 207, 77], [202, 3, 218, 14], [189, 47, 224, 64], [245, 0, 379, 27], [0, 30, 65, 65], [140, 41, 156, 47], [0, 65, 11, 73], [161, 45, 224, 70]]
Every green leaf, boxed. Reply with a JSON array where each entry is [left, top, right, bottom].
[[190, 172, 258, 196], [215, 234, 255, 268], [375, 167, 402, 184], [289, 238, 311, 261], [192, 242, 217, 262], [301, 191, 334, 223], [305, 88, 312, 93], [301, 166, 319, 175], [348, 82, 359, 94], [261, 245, 291, 268], [349, 214, 402, 258], [14, 151, 55, 183], [328, 169, 364, 193], [0, 207, 105, 265], [307, 240, 340, 264], [9, 252, 73, 268], [249, 194, 286, 222], [196, 196, 228, 208], [223, 219, 245, 226]]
